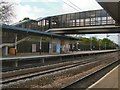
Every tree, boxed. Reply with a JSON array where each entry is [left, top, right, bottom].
[[0, 0, 14, 24], [23, 17, 30, 21], [78, 36, 116, 50], [100, 38, 115, 49], [22, 17, 30, 21], [91, 37, 99, 50], [19, 17, 30, 22]]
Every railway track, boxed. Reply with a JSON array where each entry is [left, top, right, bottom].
[[2, 52, 119, 88], [2, 50, 118, 72], [2, 58, 101, 84], [2, 54, 96, 72], [61, 59, 119, 89], [2, 53, 109, 81]]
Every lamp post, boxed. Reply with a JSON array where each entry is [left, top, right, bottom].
[[104, 34, 111, 50], [105, 42, 106, 50], [118, 34, 120, 49], [99, 39, 101, 50], [106, 34, 119, 49], [90, 37, 92, 51]]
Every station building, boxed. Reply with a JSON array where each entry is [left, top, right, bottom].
[[1, 24, 78, 56]]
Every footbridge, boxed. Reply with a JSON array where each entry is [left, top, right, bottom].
[[13, 9, 120, 34]]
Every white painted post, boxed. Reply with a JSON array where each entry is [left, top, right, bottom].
[[40, 37, 42, 54], [60, 56, 62, 61], [15, 34, 17, 55], [5, 46, 8, 56], [15, 60, 18, 67], [42, 58, 44, 63]]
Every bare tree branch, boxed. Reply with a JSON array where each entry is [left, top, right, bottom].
[[0, 0, 15, 24]]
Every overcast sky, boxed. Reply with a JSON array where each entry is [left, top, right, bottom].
[[9, 0, 119, 44], [11, 0, 102, 22]]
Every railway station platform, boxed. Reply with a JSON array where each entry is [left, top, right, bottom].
[[1, 49, 119, 69], [1, 49, 118, 59], [88, 65, 119, 89]]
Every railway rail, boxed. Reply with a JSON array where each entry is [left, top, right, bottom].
[[2, 50, 119, 72], [2, 52, 112, 79], [61, 58, 119, 89], [2, 53, 99, 72], [2, 51, 119, 89], [2, 56, 103, 84]]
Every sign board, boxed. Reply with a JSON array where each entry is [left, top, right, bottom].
[[49, 43, 52, 49], [32, 44, 36, 52], [56, 44, 60, 53]]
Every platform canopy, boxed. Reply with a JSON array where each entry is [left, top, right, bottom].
[[96, 0, 120, 25], [1, 24, 79, 40]]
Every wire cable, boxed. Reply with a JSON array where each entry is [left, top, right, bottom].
[[63, 1, 80, 11], [67, 0, 81, 11]]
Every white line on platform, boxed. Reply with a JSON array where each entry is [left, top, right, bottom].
[[87, 64, 119, 89]]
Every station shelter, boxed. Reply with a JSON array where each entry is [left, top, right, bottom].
[[1, 24, 78, 56]]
